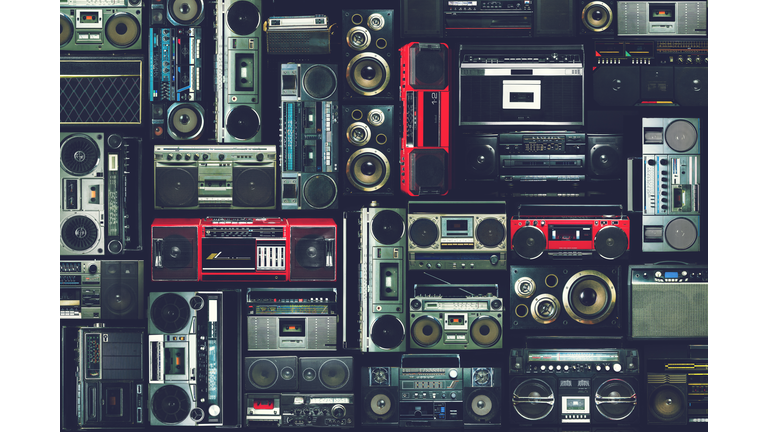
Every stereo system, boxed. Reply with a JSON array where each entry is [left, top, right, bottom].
[[150, 0, 205, 27], [153, 145, 276, 209], [617, 1, 707, 37], [408, 201, 507, 271], [60, 2, 143, 51], [151, 217, 336, 282], [280, 63, 340, 210], [245, 356, 354, 393], [246, 393, 355, 428], [646, 349, 708, 425], [409, 284, 503, 350], [246, 287, 338, 351], [509, 348, 640, 427], [342, 9, 396, 100], [60, 260, 144, 320], [215, 0, 263, 143], [342, 105, 397, 196], [266, 14, 332, 55]]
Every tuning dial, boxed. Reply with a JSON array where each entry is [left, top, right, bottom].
[[256, 153, 264, 161], [166, 153, 173, 160], [88, 264, 98, 274], [218, 154, 225, 161], [175, 154, 182, 160], [203, 153, 209, 160], [613, 363, 622, 372], [596, 365, 602, 371], [660, 158, 668, 165], [194, 153, 200, 160], [185, 153, 191, 160], [332, 405, 346, 418], [449, 369, 458, 379]]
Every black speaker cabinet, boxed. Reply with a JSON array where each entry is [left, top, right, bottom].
[[341, 9, 396, 100], [341, 105, 397, 196], [100, 261, 144, 320], [674, 66, 708, 106], [459, 134, 498, 184], [580, 0, 617, 35], [587, 134, 623, 178], [647, 374, 688, 425], [244, 356, 299, 392], [361, 367, 400, 427], [463, 368, 502, 427], [593, 66, 640, 107], [533, 0, 575, 37], [400, 0, 442, 38], [640, 66, 674, 102], [298, 357, 354, 393]]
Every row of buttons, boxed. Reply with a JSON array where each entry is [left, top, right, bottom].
[[403, 391, 458, 400]]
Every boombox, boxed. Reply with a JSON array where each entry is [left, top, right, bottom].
[[150, 0, 205, 27], [409, 284, 503, 350], [341, 105, 397, 196], [280, 63, 340, 210], [509, 205, 630, 260], [246, 287, 338, 351], [361, 354, 502, 428], [60, 2, 143, 51], [148, 290, 240, 426], [407, 201, 507, 271], [266, 14, 332, 55], [215, 0, 263, 143], [617, 1, 707, 36], [151, 217, 336, 282], [400, 42, 452, 196], [592, 39, 708, 106], [459, 44, 584, 127], [153, 145, 277, 210], [355, 206, 408, 352], [60, 260, 144, 320], [509, 265, 621, 333], [60, 57, 142, 125], [628, 264, 707, 339], [341, 9, 396, 100], [62, 325, 146, 429], [646, 352, 708, 425], [509, 348, 640, 427]]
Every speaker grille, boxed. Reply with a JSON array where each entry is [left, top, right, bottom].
[[631, 282, 707, 338], [233, 166, 274, 207], [60, 76, 141, 124]]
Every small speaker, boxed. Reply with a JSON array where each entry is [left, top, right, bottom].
[[647, 374, 687, 425], [289, 223, 337, 282], [593, 66, 640, 107], [408, 149, 448, 196], [460, 135, 498, 182], [342, 105, 396, 195], [167, 102, 205, 140], [400, 0, 442, 38], [533, 0, 575, 37], [640, 66, 674, 102], [580, 0, 617, 34], [342, 9, 396, 100], [151, 224, 199, 281], [463, 368, 502, 427], [244, 356, 298, 392], [298, 357, 354, 393], [587, 134, 623, 178], [100, 261, 144, 320], [361, 367, 399, 426], [167, 0, 205, 26], [674, 66, 707, 106]]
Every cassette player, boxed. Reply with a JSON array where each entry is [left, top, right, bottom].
[[60, 260, 144, 320], [509, 204, 629, 260], [246, 393, 355, 428], [499, 132, 587, 183], [407, 201, 507, 271], [246, 287, 338, 351]]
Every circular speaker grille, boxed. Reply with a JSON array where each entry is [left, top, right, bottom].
[[151, 385, 191, 424], [370, 315, 405, 350], [159, 234, 194, 269], [665, 217, 698, 250], [590, 143, 620, 177], [227, 1, 260, 35], [665, 119, 698, 152], [512, 226, 546, 260], [302, 174, 337, 209], [368, 109, 385, 126], [367, 392, 393, 418], [346, 26, 371, 51], [150, 293, 191, 334], [514, 277, 536, 299], [233, 168, 273, 207], [409, 218, 438, 247], [347, 148, 390, 192], [346, 53, 390, 96], [346, 122, 371, 146], [319, 359, 350, 390], [103, 283, 136, 317], [476, 219, 505, 247], [594, 226, 628, 259], [415, 50, 444, 85], [295, 235, 326, 269], [248, 359, 278, 389], [512, 379, 555, 421], [226, 106, 260, 140], [61, 135, 100, 176], [157, 168, 196, 207], [467, 390, 497, 422], [60, 14, 73, 47], [371, 367, 389, 385], [371, 210, 405, 245], [531, 294, 560, 324], [650, 385, 685, 421], [303, 64, 337, 100], [470, 316, 501, 347], [61, 215, 99, 252], [411, 316, 442, 347], [367, 13, 385, 31], [168, 0, 203, 25], [563, 270, 616, 324], [595, 379, 637, 420], [168, 104, 204, 140], [105, 12, 140, 48], [468, 144, 495, 177], [582, 2, 613, 32]]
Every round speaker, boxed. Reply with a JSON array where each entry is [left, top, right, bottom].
[[347, 148, 390, 192], [468, 144, 495, 177], [470, 316, 501, 347], [248, 359, 278, 389], [233, 168, 273, 207], [512, 226, 546, 260], [371, 210, 405, 245], [512, 379, 555, 421], [227, 1, 260, 35], [595, 379, 637, 421], [368, 109, 386, 126], [473, 368, 492, 386], [467, 390, 497, 421], [650, 385, 685, 422], [303, 64, 337, 100], [514, 277, 536, 299], [61, 134, 100, 176], [103, 283, 136, 317], [105, 12, 140, 48], [225, 106, 260, 140], [346, 53, 390, 96], [346, 26, 371, 51], [346, 122, 371, 146], [530, 294, 560, 324], [302, 174, 337, 209], [60, 13, 73, 47], [168, 103, 204, 140], [414, 50, 445, 86], [168, 0, 204, 26], [157, 168, 197, 207], [370, 315, 405, 350], [151, 385, 191, 424], [367, 13, 385, 31], [594, 225, 628, 259], [665, 119, 698, 152], [409, 218, 438, 247], [476, 218, 505, 248], [61, 215, 99, 252], [150, 293, 191, 334], [582, 1, 613, 32], [411, 316, 442, 347], [295, 235, 326, 269], [366, 391, 394, 419], [563, 270, 616, 324], [665, 217, 698, 250], [319, 359, 350, 390], [590, 143, 620, 177], [413, 153, 445, 188], [159, 234, 194, 269]]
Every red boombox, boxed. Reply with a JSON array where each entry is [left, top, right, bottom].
[[151, 217, 336, 282], [400, 42, 451, 196]]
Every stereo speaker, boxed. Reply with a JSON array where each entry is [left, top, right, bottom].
[[244, 356, 299, 392], [342, 105, 396, 195], [100, 261, 144, 320], [150, 223, 198, 281], [342, 9, 396, 100], [298, 357, 354, 393], [361, 367, 399, 426], [674, 66, 708, 106], [647, 374, 687, 425], [463, 368, 502, 426], [593, 66, 640, 107], [580, 0, 617, 34], [587, 134, 623, 178], [509, 376, 558, 425]]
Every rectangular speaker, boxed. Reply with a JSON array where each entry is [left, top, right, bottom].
[[646, 373, 688, 425], [150, 221, 199, 281], [298, 357, 354, 393], [60, 57, 142, 125], [244, 356, 299, 392], [533, 0, 575, 37], [341, 105, 397, 196], [361, 367, 400, 426], [99, 261, 144, 320], [400, 0, 442, 37], [462, 368, 502, 427], [341, 9, 396, 100]]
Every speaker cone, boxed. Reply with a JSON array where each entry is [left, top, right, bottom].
[[168, 103, 204, 140], [514, 277, 536, 299], [233, 167, 273, 207], [150, 293, 191, 334], [409, 218, 438, 247], [226, 106, 260, 140], [157, 168, 197, 207], [105, 12, 140, 48], [665, 217, 698, 250], [61, 135, 100, 176], [650, 385, 685, 421], [319, 359, 350, 390], [595, 379, 637, 420], [249, 359, 278, 389], [476, 218, 505, 247], [467, 390, 497, 421], [346, 122, 371, 146], [512, 226, 546, 259], [302, 174, 337, 209], [370, 315, 405, 350], [367, 391, 394, 418], [411, 315, 442, 347], [531, 294, 560, 324], [303, 65, 337, 100], [152, 385, 191, 424], [468, 144, 495, 177], [594, 226, 628, 259], [414, 49, 445, 86], [60, 13, 73, 47], [61, 215, 99, 252], [590, 143, 620, 177], [512, 379, 555, 421], [168, 0, 204, 26], [295, 235, 327, 269], [346, 53, 390, 96], [563, 270, 616, 324], [103, 283, 136, 317], [227, 1, 260, 35], [346, 26, 371, 51], [470, 316, 501, 347], [347, 148, 390, 192], [371, 210, 405, 245], [665, 120, 698, 152], [582, 1, 613, 32], [159, 234, 194, 269], [368, 109, 385, 126]]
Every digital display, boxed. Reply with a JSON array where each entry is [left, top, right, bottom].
[[664, 271, 679, 278], [528, 351, 619, 362], [448, 1, 478, 5]]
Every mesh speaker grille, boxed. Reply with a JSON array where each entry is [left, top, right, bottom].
[[631, 282, 707, 338], [60, 76, 141, 124]]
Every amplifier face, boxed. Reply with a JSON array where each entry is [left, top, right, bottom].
[[617, 1, 707, 36]]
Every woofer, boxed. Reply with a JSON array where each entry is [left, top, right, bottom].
[[371, 210, 405, 245], [409, 218, 438, 247], [227, 1, 261, 35], [665, 217, 698, 250], [105, 12, 141, 48], [582, 1, 613, 32], [319, 359, 350, 390], [168, 103, 204, 140], [476, 218, 505, 247], [302, 174, 337, 209], [665, 119, 698, 152], [530, 294, 560, 324], [302, 64, 337, 100], [346, 53, 390, 96], [346, 148, 390, 192], [60, 13, 73, 47], [512, 379, 555, 421], [168, 0, 204, 26], [469, 316, 501, 347], [562, 270, 616, 324], [512, 226, 546, 259], [595, 378, 637, 420], [248, 359, 279, 389], [370, 315, 405, 350], [411, 315, 442, 347]]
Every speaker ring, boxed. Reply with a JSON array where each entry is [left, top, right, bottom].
[[302, 174, 337, 209], [475, 218, 505, 248], [167, 0, 204, 26], [665, 217, 698, 250], [368, 392, 392, 417], [665, 119, 698, 152], [370, 315, 405, 350], [61, 214, 101, 253], [367, 109, 385, 126], [105, 12, 141, 48], [345, 26, 371, 51], [60, 134, 100, 176], [469, 316, 501, 348], [167, 103, 204, 140], [594, 225, 629, 260], [346, 122, 371, 146], [512, 226, 546, 260], [562, 270, 616, 324], [530, 294, 560, 324], [225, 106, 261, 141], [248, 359, 279, 389], [411, 315, 442, 347], [226, 0, 261, 36], [582, 1, 613, 32], [595, 378, 637, 421], [367, 13, 385, 31], [409, 217, 439, 247], [346, 148, 391, 192], [514, 304, 529, 318], [319, 359, 351, 390], [346, 52, 391, 96], [370, 209, 405, 245], [60, 13, 74, 47], [512, 378, 555, 421], [514, 277, 536, 299], [302, 64, 338, 100]]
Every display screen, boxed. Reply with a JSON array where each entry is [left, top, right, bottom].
[[664, 271, 679, 278], [528, 351, 619, 362]]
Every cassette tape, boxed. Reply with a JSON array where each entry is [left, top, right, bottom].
[[60, 4, 143, 51]]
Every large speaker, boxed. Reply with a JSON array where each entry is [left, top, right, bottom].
[[647, 374, 687, 425], [244, 356, 299, 392], [463, 368, 502, 427], [342, 9, 396, 100], [298, 357, 354, 393], [342, 105, 396, 196], [361, 367, 400, 426], [674, 66, 708, 106], [100, 261, 144, 320], [580, 0, 617, 34], [593, 66, 640, 107]]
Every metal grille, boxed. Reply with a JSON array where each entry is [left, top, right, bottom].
[[631, 282, 707, 338], [60, 76, 141, 124]]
